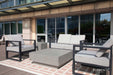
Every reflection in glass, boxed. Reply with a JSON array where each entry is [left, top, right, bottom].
[[20, 0, 26, 4], [18, 21, 22, 34], [37, 36, 45, 42], [5, 22, 10, 34], [11, 22, 16, 34], [56, 17, 65, 41], [16, 0, 20, 5], [36, 0, 42, 2], [37, 19, 45, 33], [8, 0, 14, 7], [67, 16, 78, 34], [0, 23, 3, 37], [48, 18, 55, 42], [95, 13, 111, 43], [1, 2, 8, 8], [26, 0, 34, 3], [16, 0, 26, 5], [80, 14, 93, 43]]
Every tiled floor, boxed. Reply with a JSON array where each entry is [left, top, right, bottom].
[[0, 45, 35, 75], [0, 45, 112, 75], [0, 58, 95, 75], [0, 65, 34, 75], [0, 45, 96, 75]]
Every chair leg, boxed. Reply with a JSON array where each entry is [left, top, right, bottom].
[[19, 52, 22, 61], [6, 51, 8, 59], [110, 68, 112, 75], [72, 61, 75, 75]]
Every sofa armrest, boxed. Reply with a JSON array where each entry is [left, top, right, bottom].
[[23, 39, 36, 50]]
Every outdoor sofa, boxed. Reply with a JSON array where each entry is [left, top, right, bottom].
[[29, 34, 85, 68], [5, 35, 36, 61], [72, 38, 113, 75]]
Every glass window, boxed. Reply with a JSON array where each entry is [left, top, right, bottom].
[[1, 2, 8, 8], [26, 0, 34, 3], [11, 21, 16, 34], [16, 0, 26, 5], [18, 21, 22, 34], [95, 13, 111, 43], [80, 14, 93, 43], [16, 0, 20, 5], [5, 22, 10, 35], [67, 16, 78, 34], [20, 0, 26, 4], [56, 17, 65, 41], [37, 19, 45, 33], [8, 0, 14, 7], [0, 23, 3, 38], [48, 18, 55, 42], [37, 36, 45, 42], [36, 0, 41, 1]]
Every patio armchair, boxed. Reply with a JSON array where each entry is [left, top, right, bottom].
[[5, 35, 36, 61], [72, 38, 113, 75]]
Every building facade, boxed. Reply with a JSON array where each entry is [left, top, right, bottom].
[[0, 0, 113, 43]]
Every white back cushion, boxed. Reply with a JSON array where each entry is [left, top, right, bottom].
[[58, 34, 71, 44], [96, 38, 113, 57], [103, 38, 113, 47], [70, 35, 85, 44], [5, 35, 24, 45]]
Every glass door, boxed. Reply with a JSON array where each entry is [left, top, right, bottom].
[[47, 17, 65, 43], [56, 17, 65, 42], [48, 18, 55, 42], [95, 13, 111, 43], [80, 14, 93, 43], [37, 19, 46, 42], [5, 22, 10, 35]]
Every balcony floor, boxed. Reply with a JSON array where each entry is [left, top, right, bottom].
[[0, 45, 112, 75], [0, 45, 35, 75]]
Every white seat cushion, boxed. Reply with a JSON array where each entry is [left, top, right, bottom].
[[7, 45, 34, 52], [75, 51, 109, 67], [58, 34, 71, 44], [75, 54, 109, 67]]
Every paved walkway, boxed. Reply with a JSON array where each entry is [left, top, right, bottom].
[[0, 45, 35, 75]]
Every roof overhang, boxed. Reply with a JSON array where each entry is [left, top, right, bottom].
[[0, 0, 108, 16]]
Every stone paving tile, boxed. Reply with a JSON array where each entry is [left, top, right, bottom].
[[0, 45, 35, 75], [0, 65, 14, 75], [0, 68, 34, 75]]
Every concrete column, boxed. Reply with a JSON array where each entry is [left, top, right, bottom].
[[31, 18, 37, 40], [110, 12, 113, 38], [22, 18, 32, 44]]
